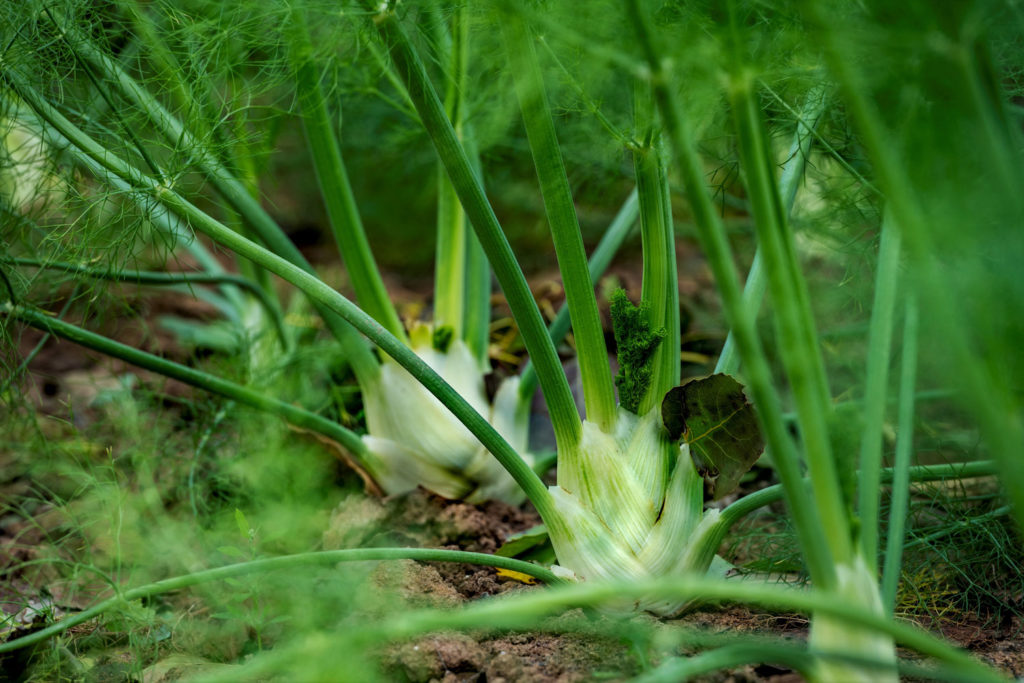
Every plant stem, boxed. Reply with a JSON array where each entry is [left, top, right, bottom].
[[3, 302, 368, 461], [368, 577, 1002, 682], [13, 68, 380, 386], [434, 3, 470, 340], [0, 548, 564, 654], [637, 644, 891, 683], [518, 188, 639, 403], [881, 294, 918, 613], [624, 0, 836, 588], [9, 258, 288, 348], [633, 79, 679, 413], [857, 211, 902, 570], [288, 9, 407, 342], [364, 2, 581, 451], [501, 11, 616, 432], [728, 70, 851, 568], [462, 193, 492, 368], [717, 459, 997, 534], [430, 9, 493, 369], [715, 86, 826, 375]]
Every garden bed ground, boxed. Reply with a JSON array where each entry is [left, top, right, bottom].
[[2, 245, 1022, 682]]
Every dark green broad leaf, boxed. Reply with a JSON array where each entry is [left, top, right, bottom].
[[661, 374, 764, 500]]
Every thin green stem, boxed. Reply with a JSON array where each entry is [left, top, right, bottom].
[[715, 86, 826, 376], [501, 11, 616, 432], [637, 645, 885, 683], [728, 71, 851, 567], [3, 302, 367, 460], [624, 0, 836, 588], [288, 9, 406, 342], [462, 196, 492, 368], [633, 79, 679, 413], [0, 284, 80, 397], [0, 548, 564, 655], [518, 189, 639, 404], [881, 294, 918, 613], [431, 9, 491, 367], [857, 211, 902, 570], [41, 6, 164, 183], [434, 4, 470, 339], [364, 2, 581, 451], [9, 257, 288, 349], [717, 459, 997, 535], [715, 250, 764, 375], [368, 577, 1001, 682]]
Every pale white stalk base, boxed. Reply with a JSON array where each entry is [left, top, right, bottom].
[[546, 408, 722, 615], [360, 328, 532, 503], [808, 553, 897, 682]]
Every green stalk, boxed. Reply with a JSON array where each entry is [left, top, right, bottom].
[[9, 257, 288, 348], [881, 295, 918, 613], [211, 586, 1001, 683], [434, 4, 470, 339], [432, 10, 491, 369], [857, 212, 902, 570], [200, 575, 1003, 683], [5, 71, 554, 517], [624, 0, 836, 588], [633, 80, 679, 413], [3, 302, 366, 459], [518, 188, 640, 402], [462, 192, 492, 368], [728, 72, 851, 568], [435, 164, 469, 337], [715, 86, 826, 375], [717, 458, 996, 535], [638, 645, 900, 683], [0, 284, 80, 397], [0, 548, 564, 655], [288, 10, 406, 342], [714, 251, 765, 375], [363, 2, 581, 451], [501, 11, 616, 432], [372, 578, 1000, 682], [799, 1, 1024, 533]]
